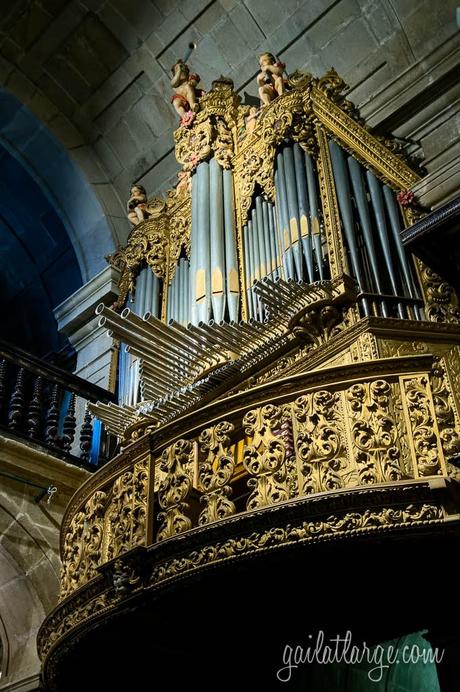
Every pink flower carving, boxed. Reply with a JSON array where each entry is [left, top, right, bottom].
[[180, 110, 196, 128], [397, 190, 415, 207]]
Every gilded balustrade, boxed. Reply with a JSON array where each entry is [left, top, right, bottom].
[[58, 352, 458, 600]]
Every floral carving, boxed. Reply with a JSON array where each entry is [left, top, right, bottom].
[[293, 390, 349, 494], [345, 380, 403, 484], [401, 375, 445, 477], [157, 439, 194, 540], [197, 421, 236, 525], [243, 404, 289, 509]]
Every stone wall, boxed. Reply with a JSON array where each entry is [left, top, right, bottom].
[[0, 436, 89, 691]]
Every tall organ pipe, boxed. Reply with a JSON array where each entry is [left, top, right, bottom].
[[249, 217, 261, 318], [366, 171, 405, 319], [152, 270, 160, 316], [262, 200, 275, 277], [134, 267, 145, 314], [329, 140, 369, 315], [347, 157, 388, 317], [243, 224, 254, 319], [293, 143, 314, 282], [256, 195, 272, 276], [190, 170, 199, 325], [253, 202, 266, 280], [176, 260, 183, 325], [276, 152, 295, 279], [197, 160, 211, 323], [268, 203, 280, 279], [282, 146, 303, 280], [383, 185, 420, 312], [209, 157, 226, 323], [183, 259, 190, 325], [223, 168, 239, 322], [305, 152, 324, 280]]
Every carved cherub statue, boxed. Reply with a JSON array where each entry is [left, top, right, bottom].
[[127, 184, 149, 226], [257, 52, 286, 106], [170, 59, 202, 125], [245, 105, 259, 135], [175, 170, 191, 196]]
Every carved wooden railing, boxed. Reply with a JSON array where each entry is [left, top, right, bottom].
[[57, 353, 460, 599], [0, 338, 117, 468]]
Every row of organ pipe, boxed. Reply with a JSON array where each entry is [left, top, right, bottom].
[[243, 143, 328, 319], [118, 265, 161, 406], [244, 197, 280, 320], [275, 143, 326, 284], [189, 156, 240, 325], [167, 257, 190, 325], [328, 139, 422, 320], [117, 138, 423, 406]]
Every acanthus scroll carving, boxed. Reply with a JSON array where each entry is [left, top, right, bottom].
[[401, 374, 445, 477], [60, 491, 107, 599], [417, 260, 460, 324], [431, 359, 460, 478], [198, 421, 236, 525], [293, 390, 349, 495], [243, 404, 289, 509], [157, 439, 194, 541], [345, 380, 404, 484]]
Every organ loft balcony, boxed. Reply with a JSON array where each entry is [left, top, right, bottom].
[[38, 68, 460, 691]]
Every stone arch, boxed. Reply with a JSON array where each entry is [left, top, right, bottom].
[[0, 84, 126, 283]]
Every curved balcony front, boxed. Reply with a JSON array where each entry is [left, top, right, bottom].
[[38, 338, 460, 690]]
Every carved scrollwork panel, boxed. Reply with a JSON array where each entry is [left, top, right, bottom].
[[157, 439, 194, 540], [105, 459, 149, 562], [197, 421, 236, 525], [60, 491, 107, 599], [416, 260, 460, 324], [243, 404, 289, 509], [292, 389, 350, 495], [400, 374, 447, 477], [344, 380, 405, 485]]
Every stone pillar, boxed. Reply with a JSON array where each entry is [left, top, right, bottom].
[[54, 265, 120, 390]]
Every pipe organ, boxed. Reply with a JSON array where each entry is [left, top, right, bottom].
[[98, 68, 448, 437]]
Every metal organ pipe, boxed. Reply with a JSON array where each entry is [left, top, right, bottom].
[[194, 160, 211, 324], [253, 201, 266, 281], [223, 168, 239, 322], [366, 170, 405, 319], [249, 217, 261, 319], [276, 152, 295, 279], [382, 184, 420, 318], [209, 157, 226, 323], [262, 200, 275, 278], [304, 151, 324, 280], [329, 139, 370, 315], [347, 157, 389, 318], [282, 145, 303, 280], [270, 203, 283, 280], [243, 224, 254, 319], [292, 144, 314, 283], [190, 169, 199, 325]]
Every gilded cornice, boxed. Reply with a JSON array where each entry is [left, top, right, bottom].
[[311, 86, 420, 190]]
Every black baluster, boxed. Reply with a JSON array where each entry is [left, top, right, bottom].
[[27, 376, 43, 439], [45, 384, 61, 447], [79, 407, 93, 463], [62, 393, 77, 453], [0, 359, 7, 421], [8, 367, 26, 432]]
